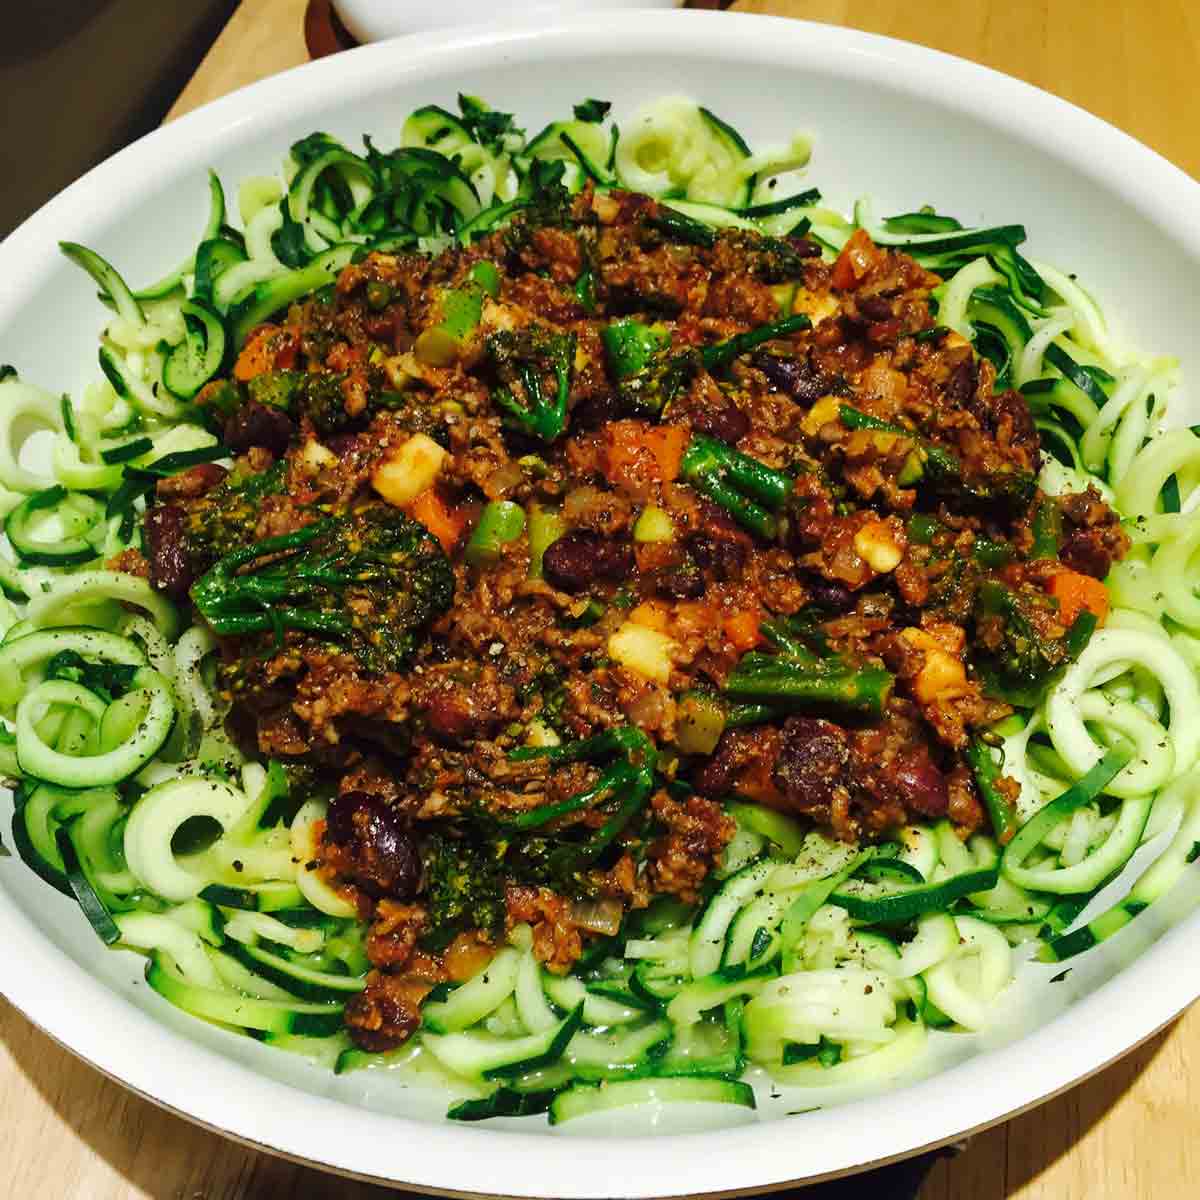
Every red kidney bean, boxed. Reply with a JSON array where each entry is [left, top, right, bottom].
[[772, 717, 850, 811], [690, 398, 750, 445], [223, 399, 295, 456], [890, 749, 950, 818], [542, 531, 635, 592], [145, 505, 194, 598], [325, 791, 422, 899]]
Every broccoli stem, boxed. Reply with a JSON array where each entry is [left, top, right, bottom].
[[509, 725, 655, 771], [838, 404, 960, 480], [965, 738, 1018, 844], [527, 505, 567, 580], [507, 725, 658, 871], [1030, 498, 1063, 560], [724, 659, 893, 718], [701, 314, 811, 372], [465, 500, 526, 568], [647, 206, 717, 248], [504, 761, 638, 831], [601, 320, 671, 380], [547, 773, 655, 875], [495, 332, 577, 442], [679, 434, 792, 540]]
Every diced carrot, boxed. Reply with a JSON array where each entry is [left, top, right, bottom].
[[273, 327, 301, 370], [326, 342, 367, 372], [408, 487, 469, 554], [233, 324, 282, 381], [724, 610, 762, 652], [831, 228, 881, 291], [673, 601, 716, 636], [1047, 571, 1110, 627], [629, 600, 671, 633], [602, 420, 690, 487]]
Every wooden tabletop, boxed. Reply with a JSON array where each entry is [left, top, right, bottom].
[[5, 1, 1200, 1197]]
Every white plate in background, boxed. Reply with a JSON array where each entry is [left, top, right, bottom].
[[333, 0, 684, 42], [2, 10, 1200, 1197]]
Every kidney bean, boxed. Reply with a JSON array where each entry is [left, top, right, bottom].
[[571, 390, 626, 431], [945, 359, 976, 410], [223, 400, 295, 457], [756, 354, 839, 406], [325, 790, 422, 899], [144, 505, 194, 598], [804, 576, 855, 614], [654, 562, 706, 599], [860, 296, 894, 321], [690, 398, 750, 445], [542, 531, 635, 592], [771, 717, 849, 811], [890, 749, 949, 818], [786, 235, 823, 259]]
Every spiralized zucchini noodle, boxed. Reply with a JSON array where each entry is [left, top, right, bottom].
[[3, 92, 1200, 1127]]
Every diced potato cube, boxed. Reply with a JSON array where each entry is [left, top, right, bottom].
[[633, 505, 676, 543], [371, 433, 448, 508], [299, 439, 337, 472], [608, 622, 678, 685], [900, 627, 967, 702], [792, 287, 840, 326], [854, 520, 904, 573], [802, 395, 843, 437]]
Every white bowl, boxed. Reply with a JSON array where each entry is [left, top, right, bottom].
[[3, 11, 1200, 1197], [333, 0, 684, 43]]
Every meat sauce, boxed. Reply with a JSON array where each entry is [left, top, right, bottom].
[[156, 185, 1127, 1048]]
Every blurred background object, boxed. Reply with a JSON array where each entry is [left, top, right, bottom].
[[0, 0, 237, 238], [332, 0, 685, 43]]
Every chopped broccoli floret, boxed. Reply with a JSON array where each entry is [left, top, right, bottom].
[[487, 325, 577, 442], [421, 832, 508, 950], [973, 580, 1095, 704], [246, 369, 305, 411], [185, 460, 288, 563], [192, 502, 454, 672]]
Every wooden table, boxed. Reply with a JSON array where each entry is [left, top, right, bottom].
[[4, 1, 1199, 1197]]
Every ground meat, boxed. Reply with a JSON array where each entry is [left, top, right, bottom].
[[685, 499, 754, 582], [322, 793, 422, 900], [152, 191, 1118, 1049], [155, 462, 228, 500], [105, 548, 149, 578], [504, 884, 583, 974], [1058, 486, 1130, 578], [946, 763, 986, 832], [646, 792, 736, 904], [344, 966, 437, 1052]]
